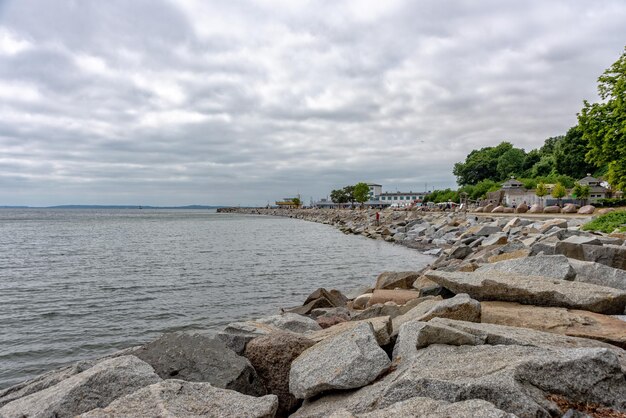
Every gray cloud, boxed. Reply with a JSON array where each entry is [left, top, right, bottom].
[[1, 0, 625, 206]]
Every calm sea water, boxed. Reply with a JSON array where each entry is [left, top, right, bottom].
[[0, 209, 432, 389]]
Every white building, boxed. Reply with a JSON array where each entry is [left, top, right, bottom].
[[367, 183, 382, 199], [378, 191, 427, 206]]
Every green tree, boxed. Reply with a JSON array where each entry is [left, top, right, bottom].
[[291, 197, 301, 207], [530, 155, 555, 177], [578, 47, 626, 191], [496, 148, 526, 179], [343, 185, 355, 207], [353, 182, 370, 207], [536, 182, 548, 205], [553, 126, 596, 179], [330, 188, 348, 204], [551, 182, 567, 207], [453, 142, 516, 185]]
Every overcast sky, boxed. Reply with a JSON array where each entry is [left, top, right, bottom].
[[1, 1, 625, 206]]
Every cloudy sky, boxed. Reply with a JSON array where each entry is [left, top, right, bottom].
[[1, 1, 625, 206]]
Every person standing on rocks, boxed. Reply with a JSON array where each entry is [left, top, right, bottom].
[[375, 211, 380, 226]]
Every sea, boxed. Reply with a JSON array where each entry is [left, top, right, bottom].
[[0, 209, 432, 389]]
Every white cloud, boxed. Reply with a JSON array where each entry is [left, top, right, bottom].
[[0, 0, 625, 206], [0, 27, 31, 55]]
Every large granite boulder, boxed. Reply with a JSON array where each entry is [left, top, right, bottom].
[[561, 203, 578, 213], [476, 254, 576, 280], [578, 205, 596, 214], [543, 205, 562, 214], [292, 344, 626, 418], [483, 203, 495, 213], [0, 361, 95, 409], [466, 225, 501, 236], [515, 203, 529, 213], [0, 356, 161, 418], [367, 289, 420, 306], [528, 204, 544, 213], [290, 323, 390, 399], [374, 271, 419, 290], [134, 332, 265, 396], [306, 316, 392, 346], [287, 288, 348, 315], [569, 258, 626, 291], [255, 313, 322, 333], [391, 293, 481, 335], [0, 346, 142, 409], [555, 242, 626, 270], [538, 218, 568, 233], [393, 321, 483, 362], [491, 205, 505, 213], [80, 380, 278, 418], [245, 332, 315, 416], [481, 301, 626, 349], [430, 318, 626, 369], [424, 270, 626, 314], [217, 321, 283, 354], [329, 397, 515, 417]]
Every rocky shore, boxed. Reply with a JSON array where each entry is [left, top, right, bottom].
[[2, 208, 626, 417]]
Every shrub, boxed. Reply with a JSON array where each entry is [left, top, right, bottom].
[[582, 210, 626, 233]]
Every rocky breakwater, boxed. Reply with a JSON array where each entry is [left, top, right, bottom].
[[3, 213, 626, 416]]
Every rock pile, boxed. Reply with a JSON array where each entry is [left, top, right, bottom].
[[2, 209, 626, 417]]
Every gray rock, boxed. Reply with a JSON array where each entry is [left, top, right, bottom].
[[217, 321, 283, 354], [330, 397, 516, 418], [293, 344, 626, 418], [244, 332, 315, 416], [392, 321, 484, 362], [539, 218, 568, 232], [430, 317, 626, 370], [134, 332, 265, 396], [449, 245, 472, 259], [0, 346, 143, 408], [555, 242, 626, 270], [374, 271, 420, 290], [0, 361, 95, 408], [256, 313, 322, 333], [471, 225, 502, 236], [476, 254, 576, 280], [391, 293, 480, 335], [306, 316, 392, 347], [569, 258, 626, 291], [424, 270, 626, 314], [482, 233, 508, 246], [423, 248, 442, 256], [561, 235, 602, 246], [289, 322, 390, 399], [530, 241, 557, 255], [0, 356, 161, 418], [80, 380, 279, 418]]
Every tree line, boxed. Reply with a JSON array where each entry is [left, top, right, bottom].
[[330, 182, 370, 206], [427, 46, 626, 204]]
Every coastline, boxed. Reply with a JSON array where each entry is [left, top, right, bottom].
[[2, 208, 626, 416]]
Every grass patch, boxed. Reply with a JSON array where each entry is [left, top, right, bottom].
[[582, 210, 626, 233]]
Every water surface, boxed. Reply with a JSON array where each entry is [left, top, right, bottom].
[[0, 209, 432, 388]]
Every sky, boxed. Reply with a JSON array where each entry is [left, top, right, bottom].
[[1, 1, 625, 206]]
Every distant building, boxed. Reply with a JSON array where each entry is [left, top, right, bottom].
[[378, 191, 427, 206], [367, 183, 382, 199], [577, 174, 609, 202], [275, 197, 300, 208]]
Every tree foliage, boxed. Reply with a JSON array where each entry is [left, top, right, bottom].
[[551, 182, 567, 205], [353, 182, 370, 205], [553, 126, 597, 179], [578, 47, 626, 191], [423, 189, 460, 204], [536, 182, 548, 198]]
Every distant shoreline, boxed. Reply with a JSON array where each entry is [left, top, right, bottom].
[[0, 205, 225, 210]]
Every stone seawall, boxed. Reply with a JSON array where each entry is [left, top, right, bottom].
[[3, 207, 626, 417]]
